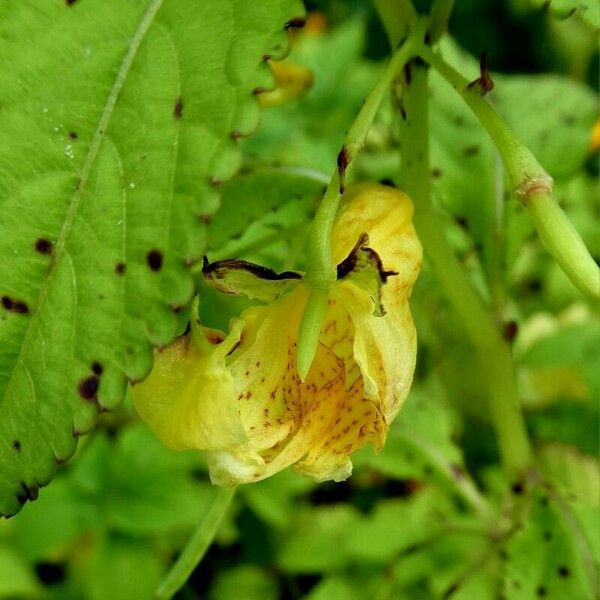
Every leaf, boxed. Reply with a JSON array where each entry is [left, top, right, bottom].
[[14, 478, 98, 562], [353, 384, 464, 482], [13, 425, 212, 559], [210, 565, 279, 600], [207, 168, 325, 258], [106, 425, 214, 537], [503, 492, 598, 599], [0, 0, 304, 516], [276, 505, 362, 573], [537, 444, 599, 508], [346, 487, 456, 564], [304, 576, 357, 600], [494, 75, 597, 179], [531, 0, 600, 29], [85, 535, 163, 600], [240, 469, 316, 528], [243, 19, 380, 171]]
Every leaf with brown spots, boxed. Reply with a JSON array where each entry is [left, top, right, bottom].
[[0, 0, 304, 516]]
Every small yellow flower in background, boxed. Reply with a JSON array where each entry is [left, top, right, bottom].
[[133, 183, 422, 485], [588, 119, 600, 153]]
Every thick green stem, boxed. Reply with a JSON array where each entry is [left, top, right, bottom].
[[371, 0, 417, 43], [417, 44, 600, 300], [155, 487, 236, 600], [398, 57, 533, 477], [428, 0, 455, 42]]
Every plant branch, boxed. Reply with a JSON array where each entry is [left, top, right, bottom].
[[371, 0, 417, 44], [155, 487, 236, 600], [416, 44, 600, 299], [396, 50, 533, 477]]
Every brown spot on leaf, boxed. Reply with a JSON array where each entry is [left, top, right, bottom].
[[1, 296, 29, 314], [78, 375, 99, 400], [91, 361, 103, 376], [173, 97, 183, 119], [503, 320, 518, 342], [115, 262, 126, 275], [455, 215, 468, 229], [511, 481, 524, 495], [35, 238, 53, 254], [69, 131, 78, 140], [12, 440, 21, 451], [147, 250, 163, 271]]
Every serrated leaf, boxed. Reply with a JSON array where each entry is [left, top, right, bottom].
[[0, 0, 304, 516]]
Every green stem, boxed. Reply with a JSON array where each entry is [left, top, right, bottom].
[[417, 44, 600, 299], [397, 56, 533, 477], [305, 29, 422, 285], [155, 487, 236, 600], [428, 0, 455, 42], [297, 23, 424, 377], [371, 0, 417, 43]]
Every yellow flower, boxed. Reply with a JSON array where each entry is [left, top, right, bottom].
[[133, 183, 422, 485]]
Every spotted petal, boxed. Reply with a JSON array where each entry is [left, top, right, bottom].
[[329, 183, 422, 419], [207, 285, 350, 484]]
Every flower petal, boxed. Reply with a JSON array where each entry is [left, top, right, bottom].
[[132, 327, 247, 452], [331, 183, 422, 302], [333, 282, 417, 421], [296, 378, 387, 482], [329, 183, 422, 419], [206, 285, 352, 485], [202, 257, 302, 301]]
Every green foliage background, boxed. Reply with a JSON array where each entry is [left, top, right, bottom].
[[0, 0, 598, 599]]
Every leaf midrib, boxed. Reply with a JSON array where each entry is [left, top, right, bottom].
[[3, 0, 165, 406]]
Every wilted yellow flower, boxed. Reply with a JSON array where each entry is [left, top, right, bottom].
[[133, 184, 422, 485]]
